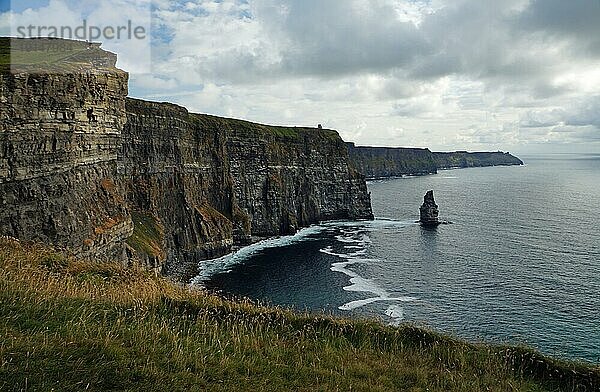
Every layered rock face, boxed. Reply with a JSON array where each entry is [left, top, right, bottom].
[[347, 143, 523, 179], [432, 151, 524, 169], [225, 121, 373, 238], [0, 38, 373, 277], [347, 143, 437, 178], [419, 191, 439, 226], [119, 99, 236, 275], [0, 39, 132, 262], [121, 102, 373, 275]]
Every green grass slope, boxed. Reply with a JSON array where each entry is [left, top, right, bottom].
[[0, 239, 598, 391]]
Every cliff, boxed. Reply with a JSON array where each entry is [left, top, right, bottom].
[[432, 151, 524, 169], [347, 143, 523, 179], [346, 143, 437, 178], [121, 99, 373, 276], [0, 38, 373, 277], [0, 38, 132, 263]]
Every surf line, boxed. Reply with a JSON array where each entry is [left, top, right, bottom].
[[320, 239, 417, 320], [192, 224, 327, 286], [191, 218, 404, 286]]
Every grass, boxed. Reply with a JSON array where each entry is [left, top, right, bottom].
[[0, 39, 10, 73], [0, 238, 598, 391], [126, 211, 166, 259], [193, 113, 341, 142], [0, 37, 119, 74], [0, 40, 84, 72], [0, 41, 9, 65], [9, 48, 88, 66], [432, 151, 522, 168]]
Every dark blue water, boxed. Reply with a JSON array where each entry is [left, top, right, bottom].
[[195, 154, 600, 363]]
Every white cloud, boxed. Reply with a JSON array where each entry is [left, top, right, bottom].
[[0, 12, 10, 36], [4, 0, 600, 152]]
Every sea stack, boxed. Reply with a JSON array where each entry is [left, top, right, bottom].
[[419, 190, 440, 226]]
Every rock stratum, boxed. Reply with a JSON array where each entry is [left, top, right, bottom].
[[0, 38, 373, 277], [347, 143, 523, 179]]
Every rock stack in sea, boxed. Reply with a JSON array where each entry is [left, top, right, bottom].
[[419, 190, 440, 226]]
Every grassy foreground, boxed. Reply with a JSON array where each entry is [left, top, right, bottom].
[[0, 239, 598, 391]]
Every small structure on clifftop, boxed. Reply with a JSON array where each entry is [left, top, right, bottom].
[[419, 190, 440, 226]]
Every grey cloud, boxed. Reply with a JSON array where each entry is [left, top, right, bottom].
[[392, 100, 430, 117], [519, 108, 566, 128], [183, 0, 594, 99], [412, 0, 568, 95], [255, 0, 431, 77], [517, 96, 600, 143], [517, 0, 600, 56], [249, 0, 575, 99], [565, 96, 600, 128], [549, 125, 600, 143], [461, 122, 518, 145]]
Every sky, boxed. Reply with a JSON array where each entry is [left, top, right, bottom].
[[2, 0, 600, 154]]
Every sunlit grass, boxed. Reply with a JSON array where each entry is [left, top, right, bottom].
[[0, 238, 598, 391]]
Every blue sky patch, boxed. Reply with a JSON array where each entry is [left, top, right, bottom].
[[9, 0, 49, 13], [152, 23, 175, 45]]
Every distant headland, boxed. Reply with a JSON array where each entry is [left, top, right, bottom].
[[346, 143, 523, 179]]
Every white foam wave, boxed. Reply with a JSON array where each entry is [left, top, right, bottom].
[[320, 247, 369, 260], [433, 176, 458, 179], [325, 225, 418, 318], [339, 297, 381, 311], [192, 217, 420, 325], [320, 218, 417, 324], [335, 235, 362, 244], [321, 218, 415, 230], [191, 224, 325, 286]]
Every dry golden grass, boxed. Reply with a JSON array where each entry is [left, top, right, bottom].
[[1, 238, 598, 391]]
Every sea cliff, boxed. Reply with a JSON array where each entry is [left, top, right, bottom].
[[433, 151, 524, 169], [0, 37, 523, 277], [121, 99, 373, 276], [347, 143, 523, 179], [0, 38, 373, 277]]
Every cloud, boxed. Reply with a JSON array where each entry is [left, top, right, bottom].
[[517, 0, 600, 56], [516, 96, 600, 144], [0, 10, 9, 35], [4, 0, 600, 151], [253, 0, 431, 77], [564, 96, 600, 129], [519, 96, 600, 130], [519, 108, 566, 128], [130, 74, 179, 91]]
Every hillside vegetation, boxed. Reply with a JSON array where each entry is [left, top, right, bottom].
[[1, 238, 598, 391]]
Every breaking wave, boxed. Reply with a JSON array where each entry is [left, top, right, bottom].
[[191, 224, 326, 286], [319, 219, 418, 325]]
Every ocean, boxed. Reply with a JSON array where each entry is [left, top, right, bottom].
[[193, 153, 600, 363]]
